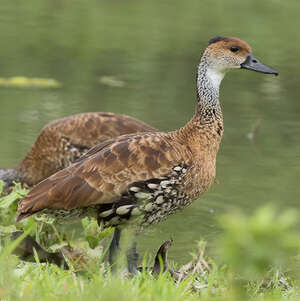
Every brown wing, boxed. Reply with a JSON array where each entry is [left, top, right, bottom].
[[18, 112, 157, 185], [17, 132, 189, 221], [74, 133, 140, 163]]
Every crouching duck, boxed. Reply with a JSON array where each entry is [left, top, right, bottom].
[[16, 37, 278, 272], [0, 112, 156, 189]]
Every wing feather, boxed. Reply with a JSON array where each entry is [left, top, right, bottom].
[[17, 132, 189, 220]]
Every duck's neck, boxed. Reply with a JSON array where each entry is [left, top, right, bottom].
[[174, 53, 225, 149], [195, 53, 224, 123]]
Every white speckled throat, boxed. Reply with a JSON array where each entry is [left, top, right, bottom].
[[195, 53, 225, 122], [196, 53, 225, 106]]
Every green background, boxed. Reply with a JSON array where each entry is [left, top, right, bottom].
[[0, 0, 299, 261]]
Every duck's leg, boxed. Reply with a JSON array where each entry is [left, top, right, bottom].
[[108, 227, 139, 274], [126, 239, 139, 274], [108, 227, 121, 268]]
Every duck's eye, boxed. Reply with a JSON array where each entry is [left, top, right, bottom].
[[230, 46, 239, 53]]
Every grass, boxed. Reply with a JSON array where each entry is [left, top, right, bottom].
[[1, 182, 300, 300]]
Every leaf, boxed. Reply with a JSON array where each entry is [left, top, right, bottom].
[[0, 181, 3, 195], [218, 205, 300, 280], [86, 235, 99, 249], [0, 225, 17, 238], [95, 227, 114, 243], [0, 182, 28, 209], [82, 218, 114, 249], [0, 224, 34, 261]]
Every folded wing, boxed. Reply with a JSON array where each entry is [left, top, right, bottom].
[[17, 132, 186, 221]]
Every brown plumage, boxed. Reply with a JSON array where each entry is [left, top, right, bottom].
[[16, 37, 278, 270], [0, 112, 156, 188], [17, 121, 220, 226]]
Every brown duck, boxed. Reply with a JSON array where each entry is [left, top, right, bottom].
[[0, 112, 156, 188], [17, 37, 278, 272]]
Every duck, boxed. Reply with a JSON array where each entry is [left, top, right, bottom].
[[16, 36, 278, 272], [0, 112, 156, 189]]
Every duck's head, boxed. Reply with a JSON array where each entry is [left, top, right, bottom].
[[204, 36, 278, 76]]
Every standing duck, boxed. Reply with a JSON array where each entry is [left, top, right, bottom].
[[0, 112, 156, 189], [16, 37, 278, 271]]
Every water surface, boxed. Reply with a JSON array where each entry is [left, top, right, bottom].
[[0, 0, 299, 262]]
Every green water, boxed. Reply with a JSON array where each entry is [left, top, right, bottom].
[[0, 0, 299, 262]]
